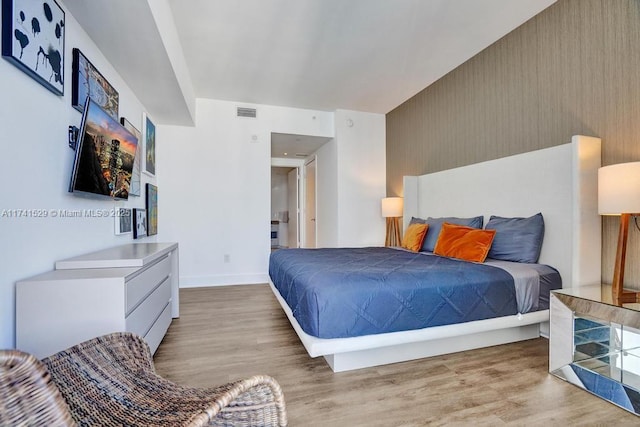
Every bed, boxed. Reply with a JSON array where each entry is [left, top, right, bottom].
[[269, 135, 603, 372]]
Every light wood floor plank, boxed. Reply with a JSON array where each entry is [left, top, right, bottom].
[[153, 285, 639, 425]]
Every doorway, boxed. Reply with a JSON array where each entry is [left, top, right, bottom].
[[271, 166, 299, 248], [271, 132, 330, 250]]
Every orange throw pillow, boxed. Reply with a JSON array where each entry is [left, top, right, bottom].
[[401, 223, 429, 252], [433, 222, 496, 263]]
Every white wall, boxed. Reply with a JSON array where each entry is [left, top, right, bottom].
[[0, 5, 155, 348], [271, 168, 289, 246], [314, 110, 386, 248], [158, 99, 334, 286], [335, 110, 387, 246]]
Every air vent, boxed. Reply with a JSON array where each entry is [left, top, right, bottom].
[[295, 153, 307, 158], [237, 107, 257, 118]]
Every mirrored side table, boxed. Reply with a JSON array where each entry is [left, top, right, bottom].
[[550, 284, 640, 416]]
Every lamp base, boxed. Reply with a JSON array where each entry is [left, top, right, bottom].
[[385, 217, 402, 247], [612, 213, 640, 305], [615, 290, 640, 304]]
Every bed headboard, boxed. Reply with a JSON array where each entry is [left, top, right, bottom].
[[403, 135, 601, 288]]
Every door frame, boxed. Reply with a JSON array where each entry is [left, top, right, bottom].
[[303, 156, 317, 248], [286, 167, 300, 248]]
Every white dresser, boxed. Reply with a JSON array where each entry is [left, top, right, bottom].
[[16, 243, 179, 359]]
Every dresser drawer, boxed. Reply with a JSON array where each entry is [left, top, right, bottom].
[[145, 302, 172, 355], [126, 277, 171, 337], [126, 255, 170, 315]]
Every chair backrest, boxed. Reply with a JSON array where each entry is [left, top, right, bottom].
[[0, 350, 76, 426]]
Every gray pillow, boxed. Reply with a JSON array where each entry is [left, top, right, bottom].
[[485, 213, 544, 263], [411, 216, 484, 252]]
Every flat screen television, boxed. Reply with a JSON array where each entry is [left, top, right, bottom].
[[69, 97, 138, 200]]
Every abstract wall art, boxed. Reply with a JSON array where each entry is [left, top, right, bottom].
[[145, 183, 157, 236], [143, 113, 156, 176], [1, 0, 65, 95], [133, 208, 147, 239]]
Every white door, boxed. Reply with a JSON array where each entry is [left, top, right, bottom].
[[304, 158, 316, 248], [287, 168, 299, 248]]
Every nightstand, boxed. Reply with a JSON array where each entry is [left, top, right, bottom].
[[550, 284, 640, 416]]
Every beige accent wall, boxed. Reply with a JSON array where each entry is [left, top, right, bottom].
[[386, 0, 640, 289]]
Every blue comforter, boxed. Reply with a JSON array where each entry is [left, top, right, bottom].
[[269, 247, 518, 339]]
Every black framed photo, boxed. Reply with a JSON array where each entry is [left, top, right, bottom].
[[72, 48, 119, 119], [1, 0, 65, 95], [120, 117, 142, 197], [133, 208, 147, 239], [145, 183, 157, 236]]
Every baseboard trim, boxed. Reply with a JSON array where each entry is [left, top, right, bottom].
[[180, 273, 269, 288]]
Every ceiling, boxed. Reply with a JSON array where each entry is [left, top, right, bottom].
[[271, 133, 332, 158], [63, 0, 555, 126]]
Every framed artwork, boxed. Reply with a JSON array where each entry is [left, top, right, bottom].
[[145, 183, 157, 236], [120, 117, 141, 197], [133, 208, 147, 239], [72, 48, 119, 119], [143, 112, 156, 176], [114, 207, 132, 235], [1, 0, 65, 95]]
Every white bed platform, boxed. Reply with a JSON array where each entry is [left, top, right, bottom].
[[270, 135, 603, 372]]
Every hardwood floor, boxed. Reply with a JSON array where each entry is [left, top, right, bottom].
[[153, 285, 639, 426]]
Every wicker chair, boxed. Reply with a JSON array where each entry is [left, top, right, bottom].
[[1, 332, 287, 426]]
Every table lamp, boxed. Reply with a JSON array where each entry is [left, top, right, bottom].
[[382, 197, 403, 247], [598, 162, 640, 304]]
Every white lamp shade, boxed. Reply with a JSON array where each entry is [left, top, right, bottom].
[[598, 162, 640, 215], [381, 197, 403, 217]]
